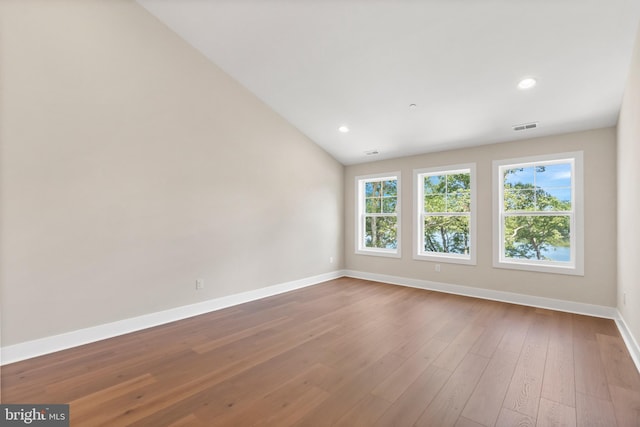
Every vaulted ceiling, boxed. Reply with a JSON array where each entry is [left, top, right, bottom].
[[138, 0, 640, 164]]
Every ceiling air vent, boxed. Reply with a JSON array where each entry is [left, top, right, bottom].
[[364, 150, 379, 156], [513, 122, 539, 131]]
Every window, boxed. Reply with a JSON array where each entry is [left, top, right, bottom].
[[414, 164, 476, 264], [355, 172, 400, 257], [493, 152, 584, 275]]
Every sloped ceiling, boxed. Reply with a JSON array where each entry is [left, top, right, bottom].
[[139, 0, 640, 164]]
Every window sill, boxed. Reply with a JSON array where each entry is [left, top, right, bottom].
[[493, 260, 584, 276], [355, 248, 401, 259], [413, 253, 476, 265]]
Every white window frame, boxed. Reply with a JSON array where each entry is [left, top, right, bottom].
[[493, 151, 584, 275], [355, 172, 401, 258], [413, 164, 476, 265]]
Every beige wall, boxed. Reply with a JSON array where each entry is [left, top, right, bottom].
[[0, 0, 344, 346], [345, 128, 617, 306], [0, 0, 629, 351], [617, 24, 640, 342]]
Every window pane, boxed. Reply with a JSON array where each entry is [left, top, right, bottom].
[[446, 173, 470, 192], [423, 215, 470, 255], [447, 191, 470, 213], [366, 198, 381, 213], [424, 194, 445, 213], [504, 189, 536, 211], [504, 167, 534, 186], [382, 180, 397, 197], [424, 175, 445, 194], [504, 215, 570, 262], [365, 216, 397, 249], [546, 188, 571, 204], [537, 188, 572, 211], [536, 163, 571, 188], [365, 181, 381, 197], [382, 197, 397, 213]]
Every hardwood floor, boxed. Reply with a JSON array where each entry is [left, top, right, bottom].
[[2, 277, 640, 426]]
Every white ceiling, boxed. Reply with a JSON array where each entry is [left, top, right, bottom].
[[138, 0, 640, 165]]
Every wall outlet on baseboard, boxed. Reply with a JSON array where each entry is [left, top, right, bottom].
[[196, 279, 204, 290]]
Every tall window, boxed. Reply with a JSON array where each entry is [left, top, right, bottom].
[[494, 152, 584, 275], [355, 172, 400, 257], [414, 165, 476, 264]]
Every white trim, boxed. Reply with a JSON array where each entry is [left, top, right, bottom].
[[492, 151, 584, 276], [413, 163, 477, 265], [343, 269, 617, 318], [0, 270, 344, 366], [344, 270, 640, 373], [6, 270, 639, 376], [614, 312, 640, 374], [355, 171, 401, 258]]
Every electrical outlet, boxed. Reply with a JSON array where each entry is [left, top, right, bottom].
[[196, 279, 204, 290], [435, 264, 441, 272], [329, 256, 334, 264], [624, 292, 627, 305]]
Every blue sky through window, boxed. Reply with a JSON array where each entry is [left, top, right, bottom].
[[505, 163, 572, 203]]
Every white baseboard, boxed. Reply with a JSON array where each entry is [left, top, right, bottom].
[[0, 270, 344, 366], [344, 270, 618, 318], [345, 270, 640, 373], [614, 313, 640, 373], [5, 269, 640, 375]]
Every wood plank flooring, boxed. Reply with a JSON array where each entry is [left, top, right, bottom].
[[2, 277, 640, 426]]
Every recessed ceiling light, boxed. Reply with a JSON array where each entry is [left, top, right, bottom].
[[518, 77, 537, 90], [338, 125, 349, 133], [409, 103, 417, 109]]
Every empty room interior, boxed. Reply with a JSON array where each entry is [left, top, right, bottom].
[[2, 0, 640, 426]]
